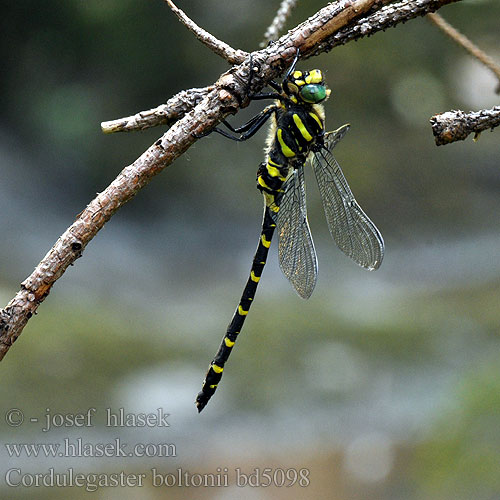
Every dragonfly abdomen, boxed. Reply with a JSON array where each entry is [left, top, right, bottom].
[[195, 209, 276, 412]]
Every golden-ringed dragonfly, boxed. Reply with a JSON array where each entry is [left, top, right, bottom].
[[196, 52, 384, 412]]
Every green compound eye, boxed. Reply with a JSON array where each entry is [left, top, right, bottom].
[[299, 84, 327, 103]]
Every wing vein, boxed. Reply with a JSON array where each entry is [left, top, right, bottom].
[[312, 127, 384, 271], [275, 168, 318, 299]]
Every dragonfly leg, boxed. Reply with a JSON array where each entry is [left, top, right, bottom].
[[246, 53, 283, 99], [283, 48, 301, 85], [211, 104, 278, 142]]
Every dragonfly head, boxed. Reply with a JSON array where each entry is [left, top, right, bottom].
[[284, 69, 331, 104]]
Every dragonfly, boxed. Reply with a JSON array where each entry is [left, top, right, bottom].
[[196, 52, 384, 412]]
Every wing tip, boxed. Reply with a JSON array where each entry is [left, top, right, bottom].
[[297, 289, 313, 299], [363, 254, 384, 271]]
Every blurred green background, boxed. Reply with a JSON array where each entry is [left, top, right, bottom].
[[1, 0, 499, 498]]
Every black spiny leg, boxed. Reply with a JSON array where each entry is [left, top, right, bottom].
[[213, 104, 279, 142], [196, 208, 276, 412], [282, 48, 300, 87]]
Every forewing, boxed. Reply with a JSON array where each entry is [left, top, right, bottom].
[[311, 131, 384, 270], [275, 168, 318, 299], [324, 123, 350, 149]]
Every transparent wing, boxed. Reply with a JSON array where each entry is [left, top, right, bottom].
[[274, 167, 318, 299], [311, 127, 384, 270]]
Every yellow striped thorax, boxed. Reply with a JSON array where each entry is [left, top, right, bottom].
[[255, 64, 331, 205], [286, 69, 331, 104]]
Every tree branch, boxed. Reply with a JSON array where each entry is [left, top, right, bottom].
[[261, 0, 298, 47], [309, 0, 460, 57], [101, 87, 211, 134], [164, 0, 248, 64], [427, 12, 500, 94], [430, 106, 500, 145], [1, 90, 223, 359], [104, 0, 461, 134], [0, 0, 461, 360]]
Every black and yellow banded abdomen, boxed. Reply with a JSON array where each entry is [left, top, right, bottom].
[[195, 208, 276, 411]]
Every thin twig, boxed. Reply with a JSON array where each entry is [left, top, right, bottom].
[[261, 0, 298, 47], [101, 87, 211, 133], [427, 12, 500, 94], [0, 0, 461, 360], [164, 0, 248, 64], [430, 105, 500, 145]]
